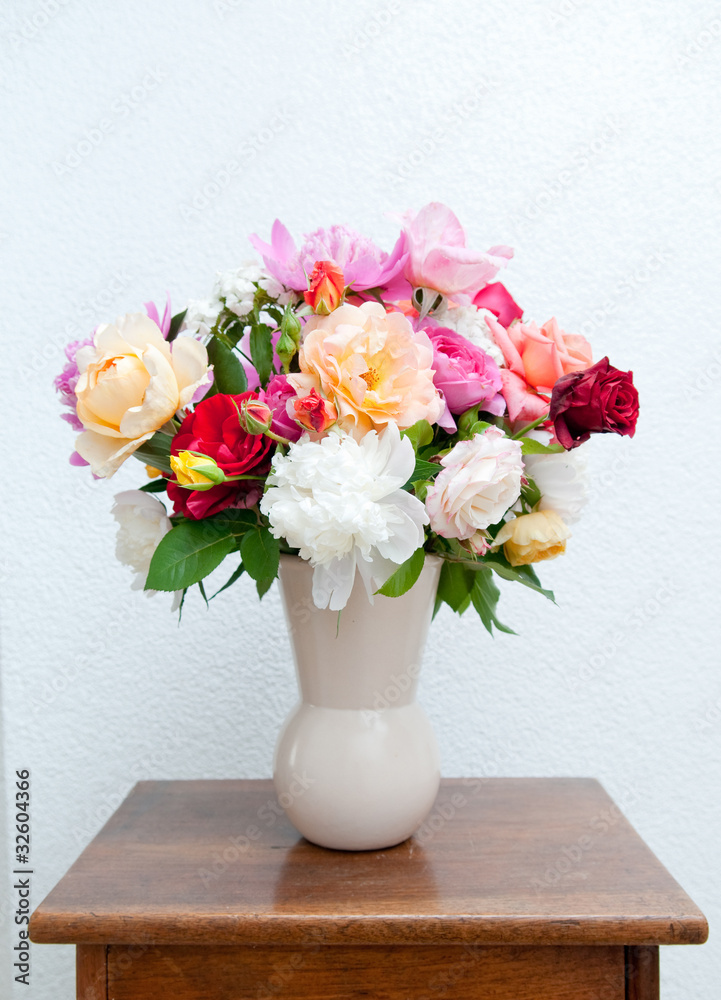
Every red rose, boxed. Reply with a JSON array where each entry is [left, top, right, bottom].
[[549, 357, 639, 450], [167, 392, 274, 519]]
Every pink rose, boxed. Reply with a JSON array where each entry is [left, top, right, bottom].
[[426, 326, 505, 432], [487, 315, 593, 424], [399, 203, 513, 303], [260, 374, 303, 442]]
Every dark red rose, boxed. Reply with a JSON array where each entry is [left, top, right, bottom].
[[167, 392, 274, 519], [549, 357, 639, 450], [472, 282, 523, 327]]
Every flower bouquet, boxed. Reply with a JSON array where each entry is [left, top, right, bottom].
[[56, 202, 639, 631]]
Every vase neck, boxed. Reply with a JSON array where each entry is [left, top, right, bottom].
[[278, 555, 441, 710]]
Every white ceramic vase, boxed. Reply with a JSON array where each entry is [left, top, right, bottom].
[[273, 553, 442, 851]]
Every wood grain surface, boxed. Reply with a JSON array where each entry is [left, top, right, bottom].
[[29, 778, 708, 948], [106, 944, 626, 1000]]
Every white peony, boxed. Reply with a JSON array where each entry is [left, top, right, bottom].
[[431, 303, 505, 367], [260, 423, 428, 611], [523, 449, 588, 525], [425, 426, 523, 539], [112, 490, 181, 608]]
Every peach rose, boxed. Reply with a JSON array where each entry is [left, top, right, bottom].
[[290, 301, 442, 436], [487, 314, 592, 424], [74, 313, 210, 477], [493, 510, 571, 566]]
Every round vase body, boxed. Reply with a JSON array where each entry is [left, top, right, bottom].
[[274, 554, 442, 851]]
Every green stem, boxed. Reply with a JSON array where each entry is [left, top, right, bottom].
[[511, 413, 550, 439]]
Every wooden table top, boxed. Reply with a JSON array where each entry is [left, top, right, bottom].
[[29, 778, 707, 948]]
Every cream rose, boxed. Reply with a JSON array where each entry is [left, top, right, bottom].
[[493, 510, 571, 566], [290, 301, 442, 437], [74, 313, 210, 477], [425, 426, 523, 539]]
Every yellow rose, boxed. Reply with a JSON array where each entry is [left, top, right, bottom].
[[170, 451, 225, 490], [493, 510, 571, 567], [74, 313, 210, 477]]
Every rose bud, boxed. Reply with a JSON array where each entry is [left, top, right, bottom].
[[237, 398, 274, 435], [549, 357, 639, 450], [303, 260, 345, 315], [293, 388, 338, 433], [276, 304, 303, 372], [170, 450, 227, 490]]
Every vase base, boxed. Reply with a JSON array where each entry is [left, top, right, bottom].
[[274, 703, 440, 852]]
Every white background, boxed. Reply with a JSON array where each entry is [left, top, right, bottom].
[[2, 0, 720, 996]]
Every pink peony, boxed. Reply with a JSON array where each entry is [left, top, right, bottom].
[[249, 221, 406, 292], [144, 294, 172, 338], [260, 374, 303, 442], [425, 426, 523, 539], [425, 326, 505, 432], [54, 337, 94, 432], [487, 314, 593, 424], [398, 203, 513, 304]]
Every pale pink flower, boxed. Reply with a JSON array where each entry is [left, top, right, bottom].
[[289, 301, 443, 437], [399, 203, 513, 305], [425, 426, 523, 540]]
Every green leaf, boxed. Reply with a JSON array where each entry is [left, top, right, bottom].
[[437, 560, 473, 614], [521, 438, 565, 455], [401, 420, 434, 452], [376, 548, 425, 598], [467, 420, 493, 437], [470, 569, 517, 636], [145, 519, 236, 592], [197, 578, 209, 607], [256, 576, 275, 599], [240, 527, 280, 582], [481, 551, 555, 601], [404, 458, 440, 489], [167, 309, 187, 343], [207, 337, 248, 394], [139, 479, 169, 493], [206, 509, 257, 538], [249, 323, 274, 387], [211, 562, 245, 599], [134, 432, 174, 475]]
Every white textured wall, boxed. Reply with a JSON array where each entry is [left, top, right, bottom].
[[2, 0, 720, 996]]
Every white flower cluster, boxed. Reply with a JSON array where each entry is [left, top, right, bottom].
[[432, 303, 505, 367], [183, 261, 294, 339], [260, 423, 428, 610]]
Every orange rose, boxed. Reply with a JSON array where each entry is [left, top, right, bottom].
[[303, 260, 345, 315], [487, 315, 592, 424]]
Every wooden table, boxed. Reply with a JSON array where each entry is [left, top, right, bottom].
[[29, 778, 707, 999]]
